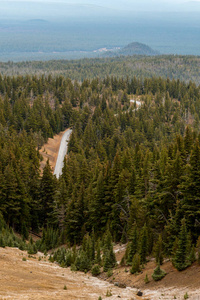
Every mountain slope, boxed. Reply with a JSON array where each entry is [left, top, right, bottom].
[[104, 42, 159, 57]]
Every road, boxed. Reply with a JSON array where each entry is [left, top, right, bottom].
[[53, 128, 72, 178]]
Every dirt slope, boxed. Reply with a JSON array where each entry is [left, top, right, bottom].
[[39, 129, 69, 173], [107, 245, 200, 300], [0, 247, 146, 300], [1, 246, 200, 300]]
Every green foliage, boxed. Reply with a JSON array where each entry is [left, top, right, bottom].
[[0, 223, 27, 250], [106, 289, 112, 297], [130, 253, 141, 274], [92, 264, 101, 276], [36, 227, 60, 252], [107, 269, 113, 278], [196, 236, 200, 264], [1, 56, 200, 86], [1, 70, 200, 274], [28, 243, 37, 255], [139, 224, 148, 264], [144, 274, 149, 284], [172, 219, 192, 271], [52, 247, 74, 267], [127, 225, 138, 265], [40, 160, 57, 226], [120, 255, 126, 266], [103, 230, 116, 272], [103, 250, 116, 272], [154, 235, 164, 265], [184, 292, 189, 299], [189, 245, 196, 264], [75, 250, 91, 272], [152, 263, 166, 281]]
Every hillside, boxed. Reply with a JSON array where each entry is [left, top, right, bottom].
[[120, 42, 159, 56], [104, 42, 159, 57], [0, 247, 143, 300], [1, 67, 200, 299], [0, 55, 200, 85], [1, 246, 200, 300], [110, 245, 200, 299]]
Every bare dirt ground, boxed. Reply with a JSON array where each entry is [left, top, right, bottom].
[[0, 247, 147, 300], [103, 245, 200, 300], [39, 129, 69, 173], [1, 247, 200, 300]]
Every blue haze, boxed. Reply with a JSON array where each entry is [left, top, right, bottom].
[[0, 1, 200, 61]]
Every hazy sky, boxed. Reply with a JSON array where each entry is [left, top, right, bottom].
[[1, 0, 200, 9], [1, 0, 200, 4], [1, 0, 200, 21]]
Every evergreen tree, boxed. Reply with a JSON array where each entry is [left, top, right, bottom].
[[152, 262, 166, 281], [40, 160, 57, 226], [154, 235, 164, 265], [139, 224, 148, 264], [127, 225, 138, 264], [181, 140, 200, 235], [130, 253, 141, 274], [173, 219, 191, 271]]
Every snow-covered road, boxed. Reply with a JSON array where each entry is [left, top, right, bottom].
[[53, 129, 72, 178]]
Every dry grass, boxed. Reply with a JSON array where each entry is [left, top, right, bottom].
[[0, 247, 144, 300]]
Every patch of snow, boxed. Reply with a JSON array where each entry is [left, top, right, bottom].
[[130, 99, 142, 107]]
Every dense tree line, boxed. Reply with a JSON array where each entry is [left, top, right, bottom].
[[0, 55, 200, 85], [1, 74, 200, 273]]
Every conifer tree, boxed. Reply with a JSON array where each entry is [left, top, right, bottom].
[[196, 236, 200, 264], [152, 262, 166, 281], [139, 224, 148, 264], [103, 229, 116, 271], [127, 225, 138, 264], [130, 253, 141, 274], [154, 235, 164, 265], [181, 140, 200, 234], [173, 219, 191, 271], [40, 159, 57, 226]]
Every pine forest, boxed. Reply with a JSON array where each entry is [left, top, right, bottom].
[[1, 71, 200, 283]]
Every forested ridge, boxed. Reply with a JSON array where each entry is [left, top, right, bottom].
[[1, 55, 200, 85], [1, 73, 200, 276]]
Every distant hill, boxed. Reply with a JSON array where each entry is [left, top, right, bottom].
[[104, 42, 160, 57], [26, 19, 49, 23], [120, 42, 160, 56]]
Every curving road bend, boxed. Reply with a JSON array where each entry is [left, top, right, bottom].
[[53, 129, 72, 179], [54, 101, 140, 178]]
